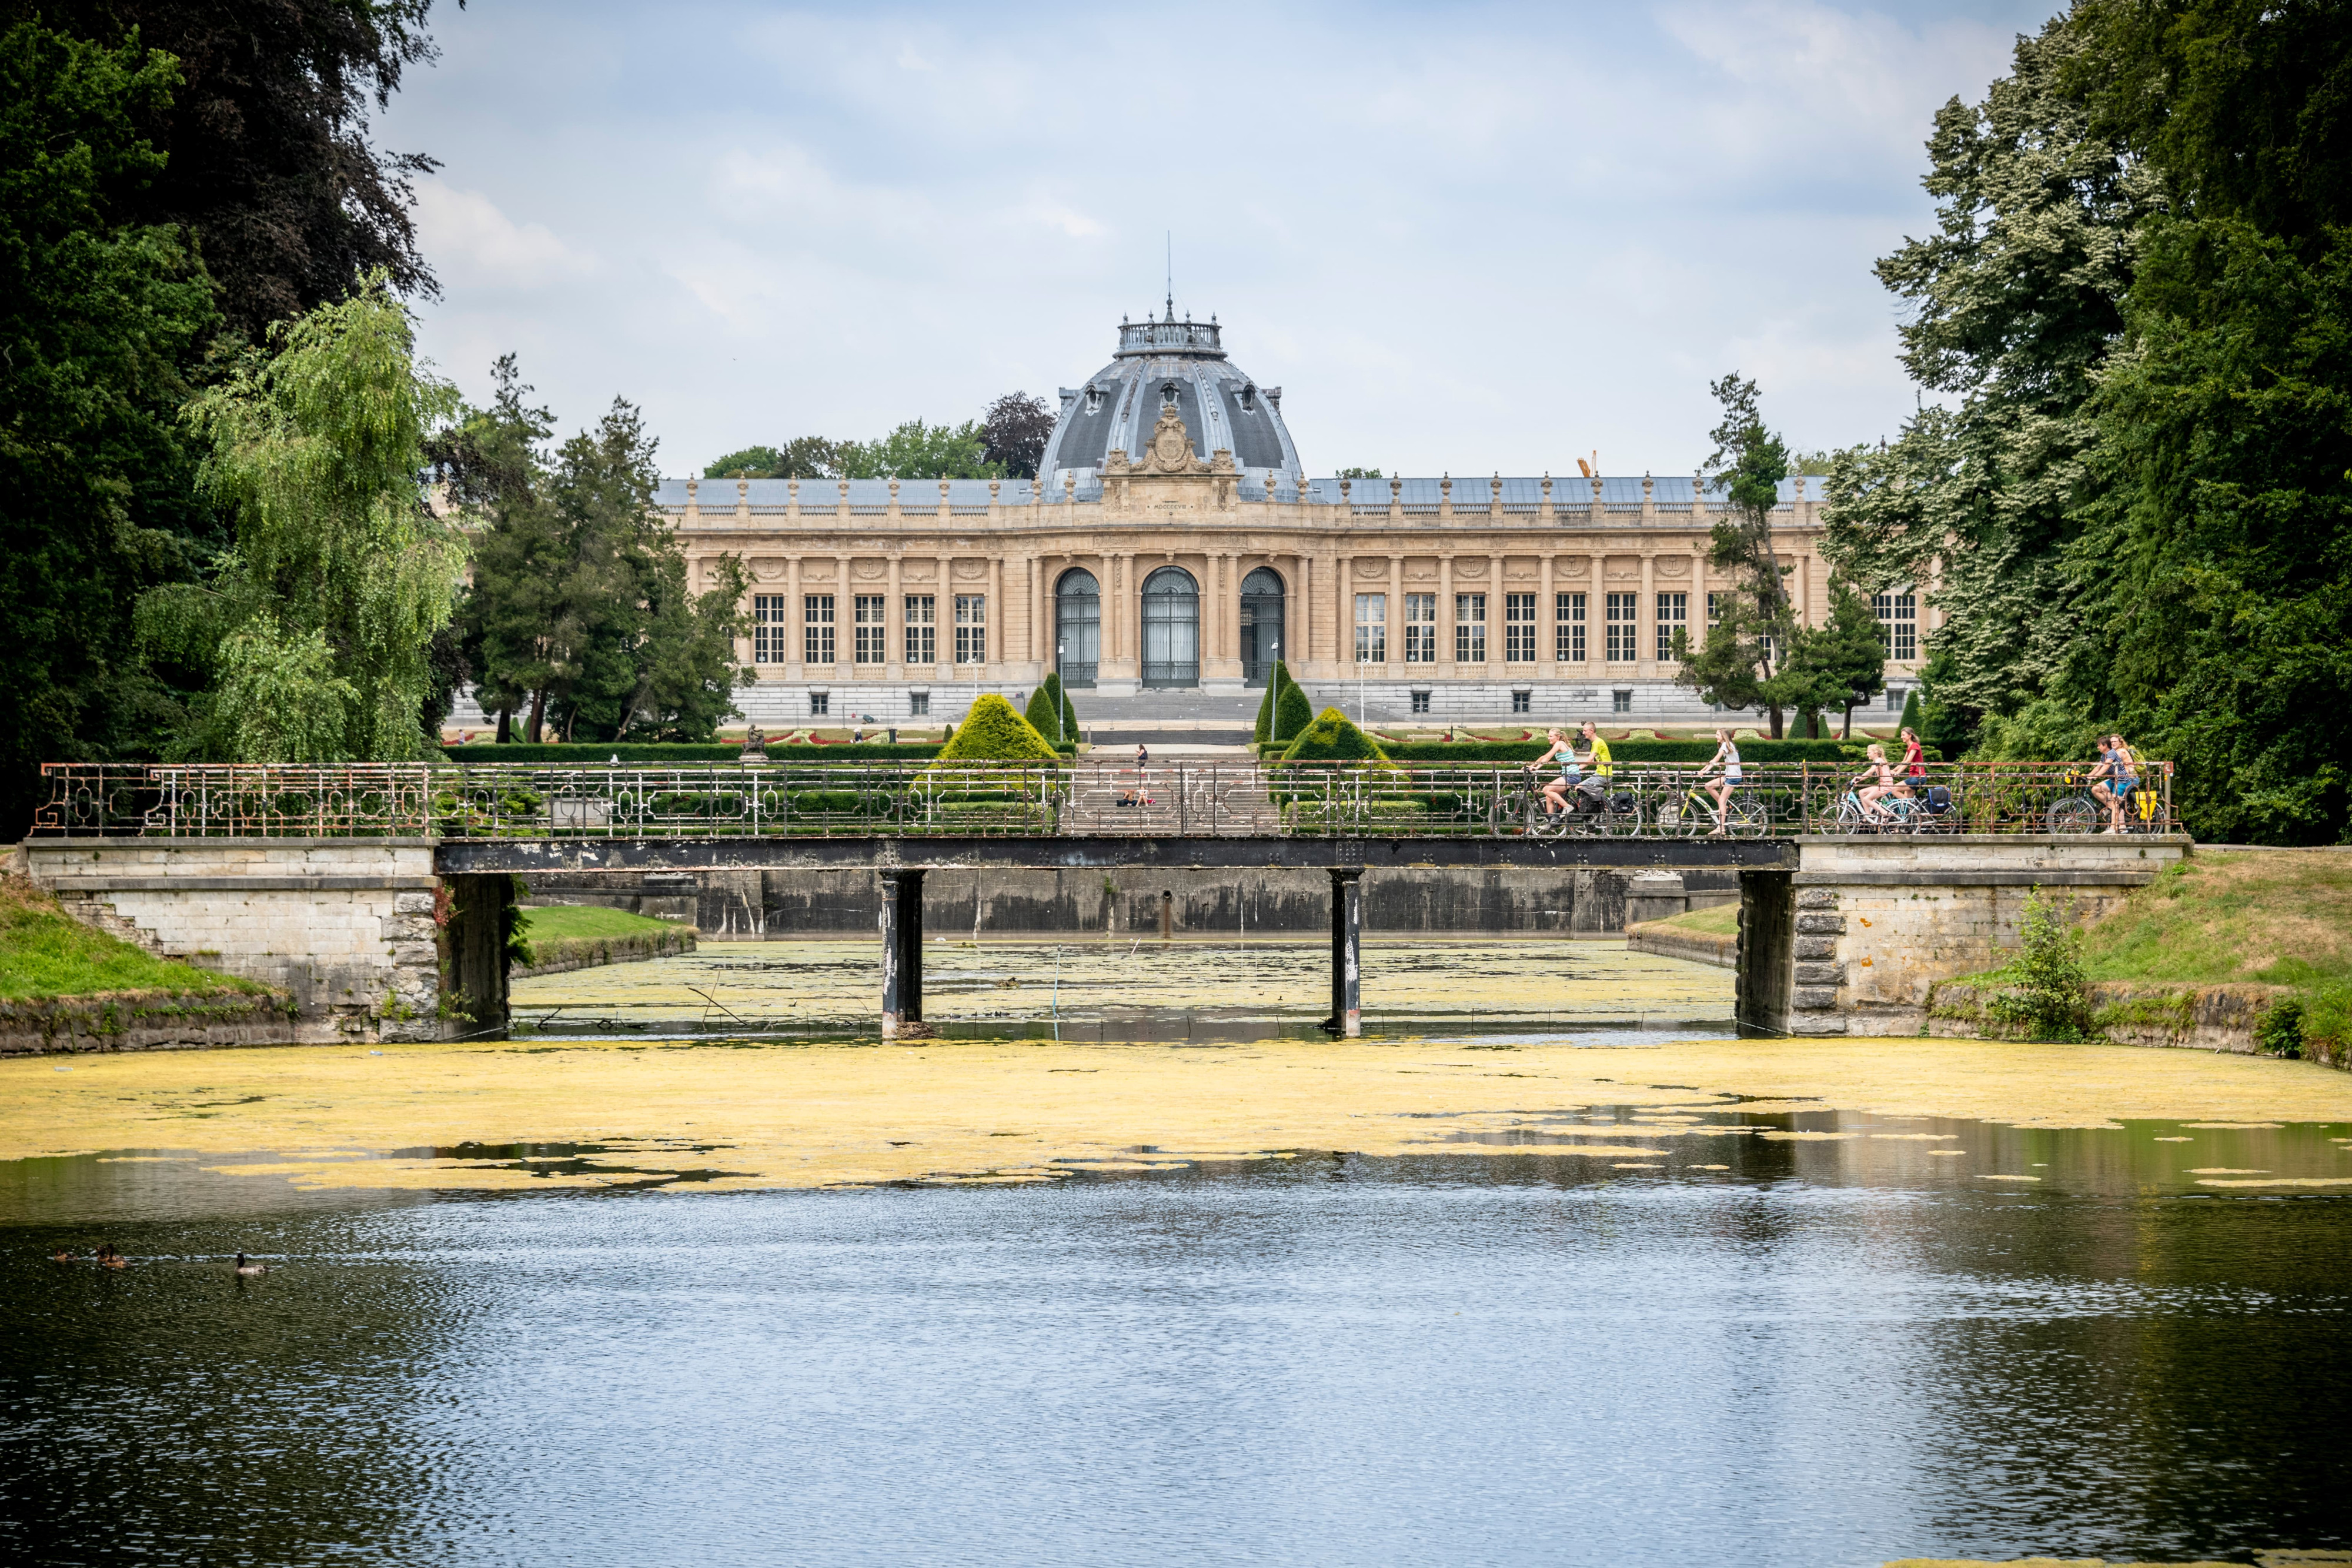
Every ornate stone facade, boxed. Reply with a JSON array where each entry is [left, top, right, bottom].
[[652, 310, 1936, 726]]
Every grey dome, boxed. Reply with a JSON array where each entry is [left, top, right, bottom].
[[1040, 307, 1304, 489]]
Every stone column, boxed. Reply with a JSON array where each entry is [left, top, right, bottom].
[[1438, 556, 1455, 682], [879, 868, 926, 1039], [836, 553, 854, 681], [886, 556, 904, 680], [1539, 554, 1555, 676], [934, 555, 952, 680], [1385, 555, 1401, 680], [1328, 868, 1363, 1038], [989, 554, 1004, 680], [1639, 553, 1656, 678], [784, 557, 803, 683]]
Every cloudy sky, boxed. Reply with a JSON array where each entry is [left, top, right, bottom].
[[377, 0, 2061, 479]]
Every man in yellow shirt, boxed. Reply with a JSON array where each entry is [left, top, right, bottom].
[[1576, 720, 1613, 808]]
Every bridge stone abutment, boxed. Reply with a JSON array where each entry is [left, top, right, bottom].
[[1738, 835, 2189, 1037], [25, 838, 514, 1045]]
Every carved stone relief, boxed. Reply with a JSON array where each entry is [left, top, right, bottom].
[[1656, 557, 1690, 579], [748, 558, 787, 583]]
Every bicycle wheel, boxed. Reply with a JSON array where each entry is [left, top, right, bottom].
[[1834, 795, 1869, 833], [1602, 798, 1644, 837], [2045, 797, 2099, 834], [1726, 794, 1769, 838], [1658, 793, 1702, 837]]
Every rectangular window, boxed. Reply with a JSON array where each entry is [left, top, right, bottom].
[[1706, 590, 1726, 627], [1885, 686, 1905, 713], [1605, 592, 1638, 662], [1409, 689, 1431, 715], [1511, 689, 1531, 714], [1873, 589, 1918, 662], [854, 594, 886, 664], [808, 691, 830, 717], [1555, 591, 1586, 663], [904, 594, 935, 665], [1354, 593, 1387, 664], [908, 691, 930, 717], [803, 594, 835, 666], [753, 594, 789, 664], [1505, 592, 1536, 663], [1612, 689, 1632, 714], [1655, 591, 1687, 663], [1454, 592, 1486, 663], [954, 594, 986, 664], [1404, 593, 1436, 664]]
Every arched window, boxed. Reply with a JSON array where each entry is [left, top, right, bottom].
[[1141, 566, 1200, 688], [1055, 569, 1100, 689], [1238, 567, 1286, 686]]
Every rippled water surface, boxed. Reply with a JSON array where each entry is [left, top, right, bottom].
[[8, 1129, 2352, 1567]]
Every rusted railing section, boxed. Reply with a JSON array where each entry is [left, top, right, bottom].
[[31, 760, 2175, 841]]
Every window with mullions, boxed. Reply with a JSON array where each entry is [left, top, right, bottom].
[[1655, 591, 1687, 663], [1404, 593, 1436, 663], [1605, 592, 1638, 662], [854, 595, 886, 664], [1505, 593, 1536, 663], [803, 594, 835, 666], [1555, 591, 1586, 662], [1706, 590, 1726, 626], [954, 594, 987, 664], [753, 595, 789, 664], [1873, 589, 1917, 661], [1354, 593, 1386, 663], [1454, 593, 1486, 663], [904, 594, 935, 664]]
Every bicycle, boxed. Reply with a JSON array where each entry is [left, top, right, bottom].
[[2045, 775, 2165, 835], [1835, 787, 1934, 834], [1656, 774, 1768, 838], [1511, 768, 1642, 837]]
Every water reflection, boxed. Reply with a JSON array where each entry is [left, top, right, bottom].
[[5, 1126, 2350, 1565]]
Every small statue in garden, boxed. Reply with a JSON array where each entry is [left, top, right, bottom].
[[742, 724, 768, 762]]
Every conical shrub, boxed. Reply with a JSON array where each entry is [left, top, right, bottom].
[[1253, 662, 1290, 745], [1023, 674, 1077, 746], [930, 694, 1058, 763], [1273, 676, 1313, 745], [1281, 706, 1394, 765]]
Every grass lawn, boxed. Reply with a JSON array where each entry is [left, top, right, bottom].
[[1652, 902, 1739, 937], [516, 905, 688, 943], [2082, 848, 2352, 988], [0, 875, 275, 1002]]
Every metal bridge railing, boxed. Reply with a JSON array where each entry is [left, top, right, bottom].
[[31, 761, 2176, 841]]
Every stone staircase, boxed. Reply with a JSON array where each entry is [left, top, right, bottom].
[[1061, 765, 1281, 835]]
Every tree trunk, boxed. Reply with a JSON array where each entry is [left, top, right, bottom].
[[526, 688, 546, 744], [495, 707, 512, 744], [1768, 705, 1785, 739], [1840, 702, 1853, 740]]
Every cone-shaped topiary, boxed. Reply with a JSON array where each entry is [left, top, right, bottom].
[[1898, 687, 1923, 735], [1023, 673, 1079, 745], [929, 694, 1058, 764], [1252, 661, 1292, 744], [1273, 676, 1313, 744], [1281, 706, 1394, 765]]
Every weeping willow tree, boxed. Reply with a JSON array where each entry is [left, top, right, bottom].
[[141, 276, 464, 761]]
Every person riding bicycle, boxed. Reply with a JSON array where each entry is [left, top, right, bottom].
[[1851, 743, 1898, 824], [1525, 727, 1579, 820], [2090, 733, 2139, 833], [1698, 727, 1742, 836], [1897, 726, 1926, 798], [1576, 721, 1613, 810]]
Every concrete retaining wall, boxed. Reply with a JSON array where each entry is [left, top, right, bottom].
[[522, 866, 1743, 940], [1626, 921, 1737, 968], [516, 922, 696, 977], [0, 992, 296, 1057]]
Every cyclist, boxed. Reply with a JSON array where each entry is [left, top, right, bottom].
[[1698, 727, 1742, 836], [1851, 743, 1898, 824], [1577, 720, 1613, 811], [2090, 733, 2139, 833], [1897, 726, 1926, 797], [1524, 727, 1579, 821]]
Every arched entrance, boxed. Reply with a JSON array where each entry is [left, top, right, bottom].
[[1140, 566, 1200, 688], [1055, 569, 1100, 688], [1239, 566, 1286, 685]]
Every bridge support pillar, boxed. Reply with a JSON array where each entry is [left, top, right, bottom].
[[1327, 868, 1363, 1038], [879, 868, 926, 1039]]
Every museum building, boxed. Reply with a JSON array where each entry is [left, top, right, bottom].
[[656, 309, 1929, 726]]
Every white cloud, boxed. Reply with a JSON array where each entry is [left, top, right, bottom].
[[412, 179, 596, 288]]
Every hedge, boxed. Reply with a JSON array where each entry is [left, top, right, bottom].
[[931, 694, 1061, 763], [1279, 707, 1394, 765], [1274, 678, 1313, 744], [443, 741, 950, 764]]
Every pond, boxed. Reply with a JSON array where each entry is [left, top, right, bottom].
[[5, 943, 2351, 1566]]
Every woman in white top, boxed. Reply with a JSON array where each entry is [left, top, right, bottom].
[[1699, 727, 1743, 835], [1853, 743, 1898, 822], [1526, 727, 1578, 821]]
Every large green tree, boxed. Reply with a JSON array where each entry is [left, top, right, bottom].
[[140, 277, 464, 761], [0, 22, 216, 832], [1820, 19, 2152, 735], [466, 390, 750, 744], [1674, 374, 1805, 736]]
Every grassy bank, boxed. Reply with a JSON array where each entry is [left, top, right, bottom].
[[0, 875, 272, 1002], [1653, 903, 1739, 938], [514, 904, 695, 972]]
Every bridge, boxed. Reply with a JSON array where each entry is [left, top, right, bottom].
[[24, 761, 2184, 1045]]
